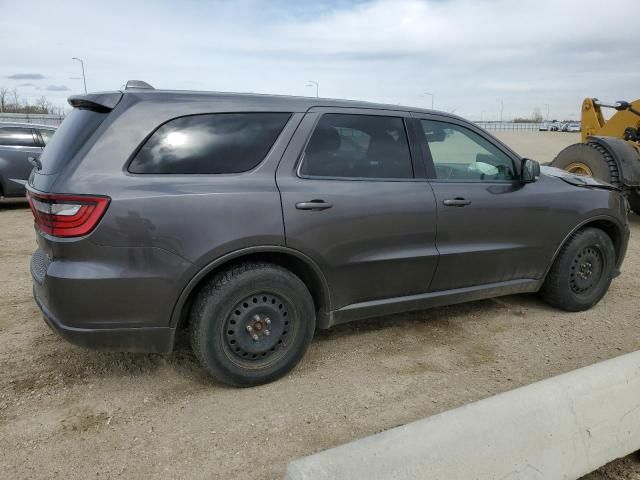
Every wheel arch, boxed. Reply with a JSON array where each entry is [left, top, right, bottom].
[[170, 246, 332, 334], [588, 136, 640, 187], [543, 215, 627, 282]]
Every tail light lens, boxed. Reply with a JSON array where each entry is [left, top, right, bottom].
[[26, 190, 110, 238]]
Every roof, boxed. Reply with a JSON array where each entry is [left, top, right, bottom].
[[117, 88, 464, 121]]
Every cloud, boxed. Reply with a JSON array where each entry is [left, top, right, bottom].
[[6, 73, 46, 80], [1, 0, 639, 119], [17, 83, 35, 87], [44, 85, 70, 92]]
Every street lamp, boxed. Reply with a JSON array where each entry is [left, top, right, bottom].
[[306, 80, 319, 98], [497, 98, 504, 123], [422, 92, 434, 109], [72, 57, 87, 93], [544, 103, 550, 121]]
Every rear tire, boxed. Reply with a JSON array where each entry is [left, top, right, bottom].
[[190, 262, 316, 387], [551, 142, 621, 186], [540, 228, 615, 312]]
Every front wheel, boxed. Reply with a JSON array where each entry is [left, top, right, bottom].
[[540, 227, 615, 312], [190, 262, 316, 387]]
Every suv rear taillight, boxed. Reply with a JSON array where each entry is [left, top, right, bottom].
[[26, 191, 110, 238]]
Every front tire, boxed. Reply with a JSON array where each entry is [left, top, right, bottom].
[[540, 228, 615, 312], [190, 262, 316, 387]]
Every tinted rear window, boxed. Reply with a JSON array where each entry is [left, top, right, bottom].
[[0, 127, 36, 147], [38, 109, 107, 174], [128, 112, 291, 174]]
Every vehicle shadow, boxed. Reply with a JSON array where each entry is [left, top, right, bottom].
[[0, 198, 29, 210], [313, 293, 548, 344], [24, 293, 545, 391]]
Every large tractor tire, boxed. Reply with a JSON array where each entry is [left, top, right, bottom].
[[551, 142, 621, 186]]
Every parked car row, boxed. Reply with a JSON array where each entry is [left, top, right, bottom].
[[0, 123, 56, 198], [539, 122, 581, 132]]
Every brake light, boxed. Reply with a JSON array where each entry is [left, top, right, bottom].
[[26, 191, 110, 238]]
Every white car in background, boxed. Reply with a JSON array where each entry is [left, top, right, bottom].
[[539, 123, 560, 131]]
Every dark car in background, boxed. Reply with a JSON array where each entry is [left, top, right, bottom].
[[0, 122, 56, 198], [27, 84, 629, 386]]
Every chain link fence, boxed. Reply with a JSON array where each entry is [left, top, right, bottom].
[[0, 113, 65, 127], [474, 122, 546, 131]]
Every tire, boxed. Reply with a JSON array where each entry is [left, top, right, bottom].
[[540, 227, 616, 312], [190, 262, 316, 387], [627, 190, 640, 216], [551, 142, 621, 186]]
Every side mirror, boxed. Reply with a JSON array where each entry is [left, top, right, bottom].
[[521, 158, 540, 183]]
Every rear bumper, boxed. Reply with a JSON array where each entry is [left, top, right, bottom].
[[30, 241, 194, 354], [34, 287, 175, 353]]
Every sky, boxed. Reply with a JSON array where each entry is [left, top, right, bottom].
[[1, 0, 638, 120]]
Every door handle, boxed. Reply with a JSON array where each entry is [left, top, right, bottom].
[[295, 200, 333, 211], [443, 198, 472, 207]]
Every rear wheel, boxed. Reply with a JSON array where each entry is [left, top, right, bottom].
[[551, 142, 621, 186], [190, 262, 316, 387], [540, 227, 615, 312]]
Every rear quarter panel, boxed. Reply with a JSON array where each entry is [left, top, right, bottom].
[[46, 98, 306, 302]]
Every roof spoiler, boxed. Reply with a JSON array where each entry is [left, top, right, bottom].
[[124, 80, 154, 90], [68, 92, 123, 112]]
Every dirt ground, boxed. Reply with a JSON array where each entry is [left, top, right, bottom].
[[2, 131, 640, 479], [494, 130, 581, 163]]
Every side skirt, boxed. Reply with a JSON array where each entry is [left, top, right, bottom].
[[325, 278, 540, 328]]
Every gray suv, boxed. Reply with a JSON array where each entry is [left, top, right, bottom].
[[0, 122, 55, 197], [28, 84, 629, 386]]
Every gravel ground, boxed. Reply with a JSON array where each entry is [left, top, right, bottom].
[[1, 131, 639, 479]]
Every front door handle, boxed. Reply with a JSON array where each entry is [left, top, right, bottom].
[[295, 200, 333, 211], [443, 198, 472, 207]]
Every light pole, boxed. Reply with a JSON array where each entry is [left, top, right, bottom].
[[544, 103, 550, 121], [306, 80, 319, 98], [72, 57, 87, 93], [423, 92, 434, 109], [497, 98, 504, 123]]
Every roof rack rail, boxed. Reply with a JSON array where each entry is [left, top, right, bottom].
[[124, 80, 155, 90]]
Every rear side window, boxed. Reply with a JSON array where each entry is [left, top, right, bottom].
[[299, 114, 413, 179], [38, 109, 107, 174], [0, 127, 36, 147], [129, 113, 291, 174]]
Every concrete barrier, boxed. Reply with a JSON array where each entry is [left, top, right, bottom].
[[285, 351, 640, 480]]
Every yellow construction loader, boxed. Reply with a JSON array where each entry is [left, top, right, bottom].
[[551, 98, 640, 213]]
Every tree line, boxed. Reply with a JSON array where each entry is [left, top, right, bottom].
[[0, 87, 65, 116]]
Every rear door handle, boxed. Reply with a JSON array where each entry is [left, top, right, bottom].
[[295, 200, 333, 211], [443, 198, 472, 207]]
